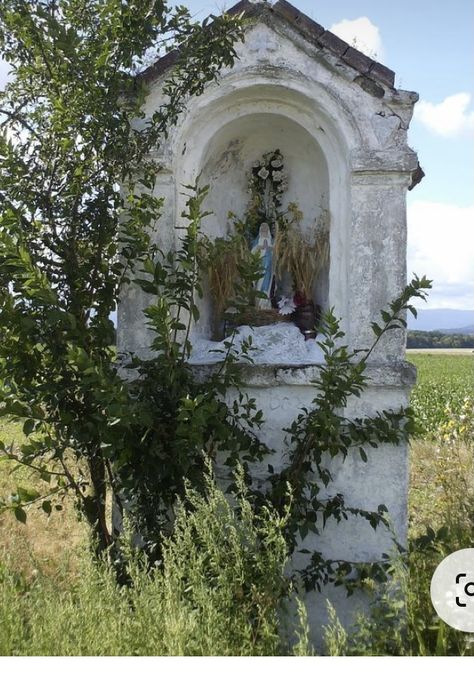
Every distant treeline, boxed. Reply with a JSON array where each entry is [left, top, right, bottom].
[[407, 330, 474, 349]]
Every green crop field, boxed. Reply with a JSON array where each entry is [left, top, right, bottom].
[[408, 352, 474, 440], [408, 352, 473, 541]]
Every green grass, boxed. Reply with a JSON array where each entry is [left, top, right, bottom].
[[408, 354, 473, 655], [322, 352, 474, 656], [324, 426, 474, 656], [0, 418, 24, 448], [0, 419, 87, 583], [408, 352, 474, 541]]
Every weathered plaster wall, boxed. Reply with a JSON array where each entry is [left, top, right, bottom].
[[200, 360, 415, 642], [194, 361, 414, 553], [119, 18, 418, 356], [117, 6, 420, 647]]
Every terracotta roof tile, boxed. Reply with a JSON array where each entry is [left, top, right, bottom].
[[368, 61, 395, 88], [273, 0, 325, 39], [342, 47, 373, 75], [408, 162, 425, 191], [316, 29, 349, 57], [226, 0, 265, 17]]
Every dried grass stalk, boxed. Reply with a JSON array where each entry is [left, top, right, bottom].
[[204, 235, 250, 317], [274, 226, 329, 299]]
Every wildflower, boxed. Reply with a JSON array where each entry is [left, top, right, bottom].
[[257, 167, 269, 180]]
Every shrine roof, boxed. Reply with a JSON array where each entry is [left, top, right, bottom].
[[140, 0, 396, 91]]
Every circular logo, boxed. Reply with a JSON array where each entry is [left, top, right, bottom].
[[430, 548, 474, 632]]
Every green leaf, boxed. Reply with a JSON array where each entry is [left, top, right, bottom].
[[14, 506, 27, 524], [17, 486, 40, 502], [23, 418, 35, 436], [41, 500, 52, 515], [371, 322, 382, 338]]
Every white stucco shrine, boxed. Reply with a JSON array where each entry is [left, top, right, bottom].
[[117, 0, 423, 644]]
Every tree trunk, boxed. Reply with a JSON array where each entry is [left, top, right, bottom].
[[83, 454, 111, 558]]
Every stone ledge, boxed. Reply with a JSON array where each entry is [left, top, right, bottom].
[[351, 148, 419, 174], [191, 360, 417, 388]]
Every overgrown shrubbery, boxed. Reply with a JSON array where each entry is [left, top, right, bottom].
[[0, 466, 311, 656], [1, 158, 433, 592]]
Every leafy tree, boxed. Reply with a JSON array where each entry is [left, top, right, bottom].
[[0, 0, 244, 554]]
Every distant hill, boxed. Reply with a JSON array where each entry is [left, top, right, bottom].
[[408, 309, 474, 333], [438, 325, 474, 335]]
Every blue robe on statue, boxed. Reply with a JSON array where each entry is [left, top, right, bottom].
[[251, 224, 274, 307]]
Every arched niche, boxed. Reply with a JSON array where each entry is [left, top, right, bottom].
[[196, 112, 330, 337], [199, 113, 329, 241], [172, 80, 353, 343]]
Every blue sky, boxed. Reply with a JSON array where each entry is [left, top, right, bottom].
[[1, 0, 472, 311]]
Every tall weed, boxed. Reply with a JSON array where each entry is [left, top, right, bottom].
[[324, 430, 474, 656], [0, 468, 310, 656], [323, 549, 474, 656]]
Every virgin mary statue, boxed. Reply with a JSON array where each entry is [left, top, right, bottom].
[[251, 222, 274, 309]]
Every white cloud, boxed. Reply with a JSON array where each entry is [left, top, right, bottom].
[[329, 17, 384, 60], [408, 200, 474, 309], [414, 93, 474, 137]]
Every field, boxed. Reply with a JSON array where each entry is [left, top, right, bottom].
[[408, 348, 473, 354], [409, 352, 473, 441], [408, 352, 473, 545], [0, 352, 473, 654], [406, 353, 473, 655]]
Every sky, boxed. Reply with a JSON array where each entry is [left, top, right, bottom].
[[0, 0, 472, 311]]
